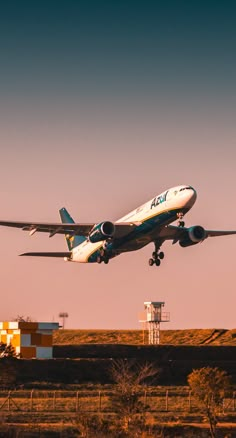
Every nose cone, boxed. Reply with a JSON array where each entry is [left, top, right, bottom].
[[187, 187, 197, 207], [178, 185, 197, 209]]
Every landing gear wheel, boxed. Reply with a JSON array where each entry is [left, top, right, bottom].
[[97, 255, 102, 264], [149, 258, 154, 266], [149, 241, 165, 266], [177, 212, 185, 227], [103, 241, 109, 250], [97, 249, 110, 264]]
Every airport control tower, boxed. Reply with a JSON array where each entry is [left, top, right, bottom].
[[140, 301, 170, 345]]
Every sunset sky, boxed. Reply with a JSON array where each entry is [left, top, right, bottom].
[[0, 1, 236, 329]]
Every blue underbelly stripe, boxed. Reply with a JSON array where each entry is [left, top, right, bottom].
[[87, 207, 187, 263]]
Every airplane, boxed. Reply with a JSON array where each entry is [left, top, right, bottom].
[[0, 184, 236, 267]]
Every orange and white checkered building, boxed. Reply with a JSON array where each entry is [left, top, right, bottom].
[[0, 322, 59, 359]]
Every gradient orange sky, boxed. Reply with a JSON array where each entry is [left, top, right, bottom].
[[0, 1, 235, 329]]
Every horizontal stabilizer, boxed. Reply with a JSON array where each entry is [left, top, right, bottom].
[[20, 252, 71, 258]]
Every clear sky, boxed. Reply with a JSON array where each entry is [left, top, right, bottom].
[[0, 1, 236, 329]]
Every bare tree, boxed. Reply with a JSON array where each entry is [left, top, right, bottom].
[[13, 315, 35, 322], [110, 359, 158, 435], [188, 367, 230, 438]]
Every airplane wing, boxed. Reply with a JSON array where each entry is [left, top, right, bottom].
[[205, 230, 236, 237], [0, 220, 139, 239], [158, 225, 236, 241]]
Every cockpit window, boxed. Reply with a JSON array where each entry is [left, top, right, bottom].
[[179, 186, 193, 192]]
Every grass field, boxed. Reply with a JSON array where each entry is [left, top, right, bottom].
[[53, 328, 236, 346]]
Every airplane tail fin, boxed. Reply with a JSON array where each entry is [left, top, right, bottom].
[[59, 207, 86, 250]]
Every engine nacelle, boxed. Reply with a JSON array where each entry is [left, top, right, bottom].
[[179, 225, 206, 248], [89, 221, 115, 243]]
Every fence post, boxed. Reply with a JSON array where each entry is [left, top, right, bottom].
[[30, 389, 34, 411], [76, 391, 79, 412], [188, 390, 191, 412], [165, 390, 168, 412], [98, 391, 102, 412], [144, 390, 147, 409]]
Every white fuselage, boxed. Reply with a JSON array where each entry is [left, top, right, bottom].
[[70, 185, 197, 263]]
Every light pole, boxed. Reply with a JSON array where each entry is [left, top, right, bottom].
[[59, 312, 69, 329]]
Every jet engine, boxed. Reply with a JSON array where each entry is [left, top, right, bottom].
[[179, 225, 206, 247], [88, 221, 115, 243]]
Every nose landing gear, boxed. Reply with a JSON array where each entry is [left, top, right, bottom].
[[177, 212, 185, 227]]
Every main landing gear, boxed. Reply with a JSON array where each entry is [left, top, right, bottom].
[[177, 212, 185, 227], [149, 242, 164, 267], [149, 251, 164, 267], [97, 248, 109, 264]]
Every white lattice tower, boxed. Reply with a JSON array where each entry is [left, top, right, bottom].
[[140, 301, 170, 345]]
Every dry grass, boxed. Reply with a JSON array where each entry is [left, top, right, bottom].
[[0, 422, 235, 438], [0, 388, 235, 437], [53, 328, 236, 346]]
